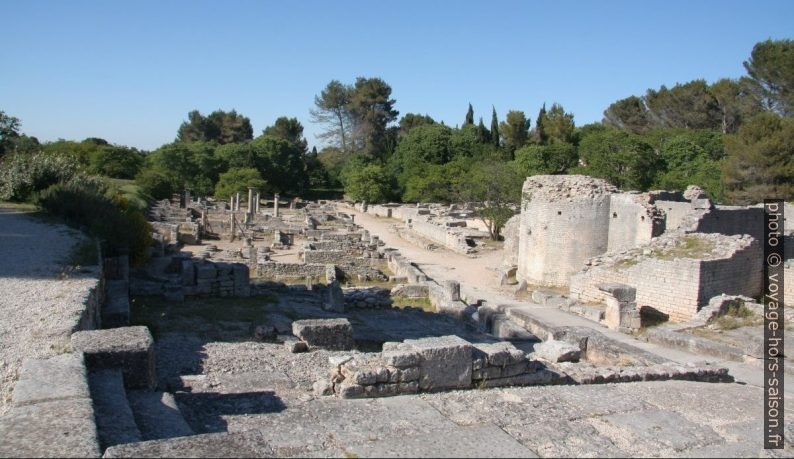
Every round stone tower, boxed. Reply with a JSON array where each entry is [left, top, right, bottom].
[[517, 175, 617, 287]]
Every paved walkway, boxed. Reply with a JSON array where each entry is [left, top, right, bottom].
[[342, 205, 791, 394], [0, 207, 98, 415]]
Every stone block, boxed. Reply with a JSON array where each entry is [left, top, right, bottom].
[[195, 263, 216, 280], [71, 326, 156, 390], [597, 283, 636, 302], [292, 318, 355, 350], [322, 281, 345, 312], [402, 335, 473, 391], [12, 353, 90, 406], [382, 349, 421, 368], [533, 340, 581, 363]]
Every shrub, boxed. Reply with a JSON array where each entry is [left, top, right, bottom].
[[37, 179, 152, 265], [214, 167, 268, 199], [0, 152, 79, 201], [135, 168, 176, 200]]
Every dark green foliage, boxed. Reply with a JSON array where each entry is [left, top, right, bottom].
[[177, 109, 253, 144], [543, 103, 575, 144], [457, 161, 522, 239], [532, 104, 548, 144], [490, 107, 500, 147], [652, 135, 723, 200], [36, 178, 152, 265], [341, 161, 392, 203], [577, 127, 658, 191], [145, 141, 221, 196], [134, 169, 175, 200], [89, 146, 144, 179], [0, 110, 21, 157], [216, 135, 305, 194], [603, 96, 652, 134], [722, 112, 794, 204], [464, 103, 474, 126], [513, 142, 578, 177], [262, 117, 308, 153], [743, 39, 794, 116], [475, 118, 490, 143], [399, 113, 435, 137], [500, 110, 529, 155], [348, 77, 399, 157], [214, 167, 268, 199]]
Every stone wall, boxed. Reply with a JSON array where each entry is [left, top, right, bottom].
[[517, 175, 615, 287], [693, 206, 764, 241], [570, 234, 762, 322], [256, 261, 329, 281], [655, 199, 694, 231], [303, 250, 349, 264], [501, 215, 520, 267], [606, 193, 664, 253]]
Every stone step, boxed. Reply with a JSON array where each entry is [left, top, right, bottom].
[[126, 391, 194, 441], [89, 369, 142, 449]]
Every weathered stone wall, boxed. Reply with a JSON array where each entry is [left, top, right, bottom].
[[654, 199, 692, 231], [303, 250, 349, 264], [570, 234, 761, 321], [694, 206, 764, 241], [517, 175, 615, 287], [256, 261, 329, 280], [606, 193, 664, 253]]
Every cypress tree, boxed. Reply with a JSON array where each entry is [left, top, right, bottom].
[[534, 103, 548, 145], [465, 103, 474, 125], [490, 106, 500, 147], [476, 117, 490, 143]]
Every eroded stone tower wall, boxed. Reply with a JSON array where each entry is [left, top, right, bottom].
[[517, 175, 616, 287]]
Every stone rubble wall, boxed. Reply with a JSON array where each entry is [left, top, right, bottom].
[[256, 261, 329, 281]]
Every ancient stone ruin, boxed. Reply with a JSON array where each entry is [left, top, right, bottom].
[[1, 178, 790, 457]]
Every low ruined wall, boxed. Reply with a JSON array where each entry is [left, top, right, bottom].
[[256, 261, 329, 280], [409, 218, 471, 254], [571, 235, 762, 322], [303, 250, 349, 264]]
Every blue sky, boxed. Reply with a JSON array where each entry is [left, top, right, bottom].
[[2, 0, 793, 151]]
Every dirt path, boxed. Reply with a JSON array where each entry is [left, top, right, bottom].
[[341, 204, 793, 394]]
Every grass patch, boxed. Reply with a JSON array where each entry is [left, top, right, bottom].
[[714, 304, 761, 330], [0, 200, 38, 211], [650, 236, 715, 260], [392, 296, 435, 312], [130, 294, 278, 339], [614, 257, 639, 270]]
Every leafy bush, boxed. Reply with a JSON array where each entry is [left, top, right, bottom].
[[37, 178, 152, 265], [89, 146, 144, 179], [135, 168, 176, 200], [0, 152, 79, 201]]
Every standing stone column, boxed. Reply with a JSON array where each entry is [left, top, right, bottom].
[[246, 187, 255, 224], [273, 193, 280, 217], [229, 213, 236, 241], [183, 189, 191, 209], [255, 192, 260, 213], [290, 198, 296, 210], [234, 192, 240, 211], [229, 195, 234, 211]]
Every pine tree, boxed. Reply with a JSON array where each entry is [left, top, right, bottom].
[[490, 107, 500, 147], [465, 103, 474, 125]]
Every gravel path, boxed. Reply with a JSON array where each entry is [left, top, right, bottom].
[[0, 207, 100, 414]]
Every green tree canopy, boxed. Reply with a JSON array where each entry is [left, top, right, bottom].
[[342, 163, 392, 203], [90, 146, 144, 179], [214, 167, 268, 199], [513, 142, 578, 177], [176, 109, 253, 144], [458, 161, 522, 240], [216, 135, 306, 194], [399, 113, 435, 137], [500, 110, 529, 154], [0, 110, 21, 157], [310, 80, 353, 151], [145, 141, 221, 196], [743, 39, 794, 116], [464, 103, 474, 126], [348, 77, 399, 157], [543, 103, 576, 144], [577, 127, 658, 190], [722, 112, 794, 204], [263, 117, 308, 153]]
